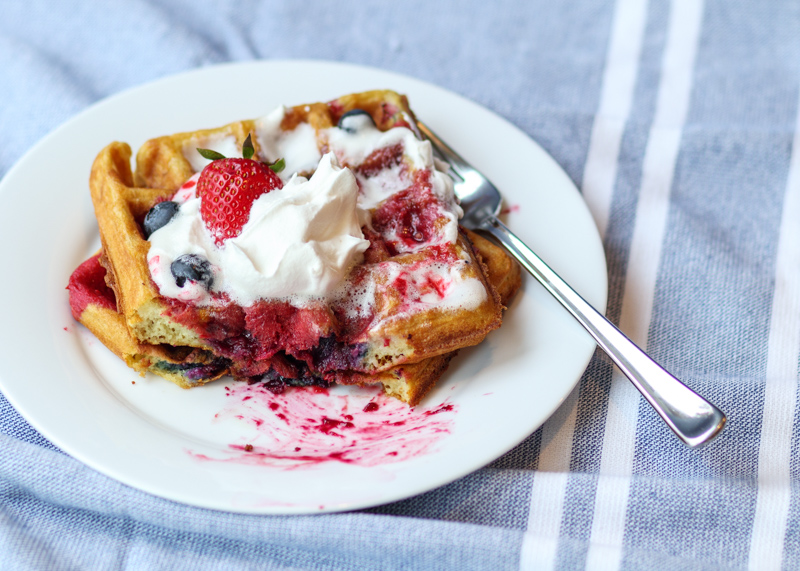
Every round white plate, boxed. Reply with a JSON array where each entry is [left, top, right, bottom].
[[0, 60, 606, 514]]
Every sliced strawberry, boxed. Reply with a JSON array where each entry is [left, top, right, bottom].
[[196, 158, 283, 245]]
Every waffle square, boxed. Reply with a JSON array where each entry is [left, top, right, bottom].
[[87, 90, 512, 389], [68, 254, 229, 388]]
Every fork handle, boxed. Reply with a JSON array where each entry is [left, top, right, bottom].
[[479, 215, 726, 447]]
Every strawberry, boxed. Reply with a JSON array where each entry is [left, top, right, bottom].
[[195, 136, 284, 245]]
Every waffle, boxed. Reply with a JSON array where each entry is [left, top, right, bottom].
[[87, 90, 509, 388], [339, 230, 520, 405], [68, 232, 519, 404], [67, 254, 229, 388]]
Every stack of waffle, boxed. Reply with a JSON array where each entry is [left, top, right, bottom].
[[68, 91, 520, 406]]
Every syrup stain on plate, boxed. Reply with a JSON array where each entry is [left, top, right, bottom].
[[190, 383, 457, 468]]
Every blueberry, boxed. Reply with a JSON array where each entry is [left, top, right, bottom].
[[337, 109, 375, 134], [143, 201, 180, 238], [171, 254, 214, 289]]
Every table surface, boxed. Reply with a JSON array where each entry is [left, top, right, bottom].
[[2, 1, 799, 569]]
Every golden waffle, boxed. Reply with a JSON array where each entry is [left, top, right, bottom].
[[338, 230, 520, 405], [67, 254, 228, 388], [88, 90, 508, 384]]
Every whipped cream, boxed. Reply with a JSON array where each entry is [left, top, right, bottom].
[[382, 259, 488, 313], [255, 105, 461, 223], [256, 108, 462, 247], [255, 106, 322, 182], [147, 153, 370, 306]]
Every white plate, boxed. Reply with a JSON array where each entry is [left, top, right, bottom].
[[0, 61, 606, 514]]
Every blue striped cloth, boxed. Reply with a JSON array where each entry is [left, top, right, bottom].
[[2, 0, 798, 568]]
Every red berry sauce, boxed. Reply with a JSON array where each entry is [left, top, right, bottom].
[[372, 170, 443, 255], [161, 292, 372, 380], [67, 254, 117, 320], [189, 383, 457, 468], [356, 143, 405, 178]]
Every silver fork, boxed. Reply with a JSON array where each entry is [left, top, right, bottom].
[[417, 120, 726, 448]]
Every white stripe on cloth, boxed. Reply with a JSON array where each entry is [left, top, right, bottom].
[[585, 1, 704, 570], [520, 0, 648, 568], [747, 81, 800, 571], [582, 0, 648, 237], [520, 472, 569, 570], [520, 389, 579, 571]]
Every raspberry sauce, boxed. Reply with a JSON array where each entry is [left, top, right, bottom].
[[67, 254, 117, 320], [189, 384, 456, 468], [372, 170, 441, 254]]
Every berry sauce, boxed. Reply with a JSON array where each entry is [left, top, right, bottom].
[[356, 143, 404, 178], [160, 295, 369, 378], [372, 170, 441, 255], [67, 254, 117, 320], [190, 384, 456, 468]]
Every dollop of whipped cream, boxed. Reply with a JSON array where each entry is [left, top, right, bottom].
[[147, 153, 370, 306], [255, 106, 322, 182]]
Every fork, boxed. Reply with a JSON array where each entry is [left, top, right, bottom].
[[416, 120, 726, 448]]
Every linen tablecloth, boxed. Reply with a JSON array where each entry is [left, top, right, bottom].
[[2, 1, 799, 569]]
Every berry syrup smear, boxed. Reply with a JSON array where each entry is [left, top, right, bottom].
[[67, 254, 117, 319], [371, 170, 444, 255], [190, 384, 456, 469]]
